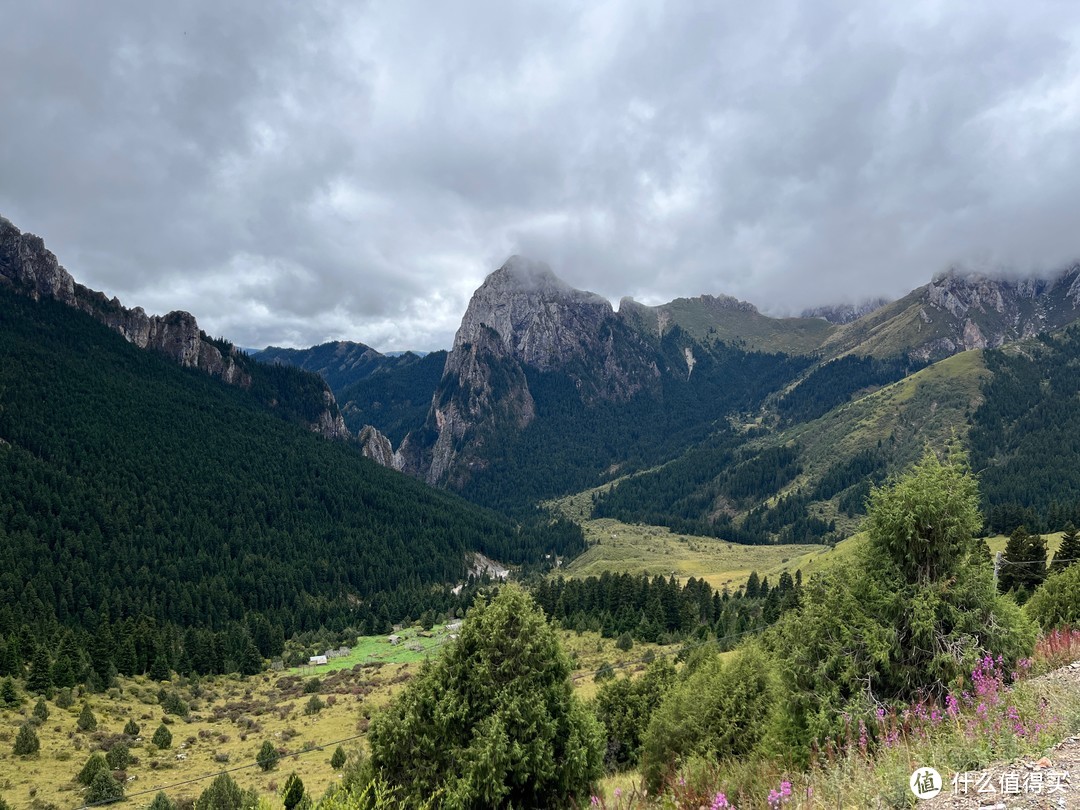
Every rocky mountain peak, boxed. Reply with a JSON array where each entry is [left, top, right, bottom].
[[452, 257, 613, 369], [802, 297, 891, 324]]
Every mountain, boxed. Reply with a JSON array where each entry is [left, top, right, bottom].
[[0, 274, 584, 680], [801, 297, 891, 324], [256, 340, 408, 392], [0, 215, 347, 439]]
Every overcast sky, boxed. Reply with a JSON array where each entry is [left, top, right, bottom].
[[4, 1, 1080, 351]]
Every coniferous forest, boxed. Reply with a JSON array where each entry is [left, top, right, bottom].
[[0, 287, 582, 681]]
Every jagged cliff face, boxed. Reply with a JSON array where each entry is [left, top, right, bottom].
[[0, 215, 346, 439], [408, 256, 660, 486], [802, 297, 891, 325], [824, 266, 1080, 362]]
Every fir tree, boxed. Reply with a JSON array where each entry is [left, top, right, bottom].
[[32, 697, 48, 723], [124, 718, 140, 737], [0, 677, 18, 707], [1052, 523, 1080, 573], [25, 646, 52, 696], [148, 792, 176, 810], [86, 770, 124, 804], [329, 746, 346, 770], [77, 754, 110, 786]]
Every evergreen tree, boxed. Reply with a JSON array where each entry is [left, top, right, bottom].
[[149, 653, 171, 682], [148, 792, 176, 810], [77, 753, 110, 786], [329, 746, 346, 770], [32, 697, 48, 723], [152, 723, 172, 749], [195, 773, 257, 810], [106, 742, 130, 770], [77, 703, 97, 731], [124, 718, 140, 737], [256, 740, 280, 771], [86, 770, 124, 804], [368, 585, 603, 807], [0, 677, 18, 707], [999, 526, 1048, 596], [26, 646, 52, 695], [744, 571, 760, 599], [281, 773, 305, 810], [1052, 523, 1080, 573], [13, 723, 39, 756]]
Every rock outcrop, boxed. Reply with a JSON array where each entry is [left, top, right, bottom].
[[358, 425, 404, 470], [802, 297, 891, 324], [0, 215, 346, 439], [414, 256, 660, 486]]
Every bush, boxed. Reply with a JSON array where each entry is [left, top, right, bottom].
[[152, 724, 173, 749], [368, 584, 603, 807], [162, 692, 189, 717], [593, 662, 615, 683], [257, 740, 280, 771], [615, 633, 633, 652], [106, 742, 130, 770], [1, 678, 18, 707], [13, 723, 40, 756], [303, 695, 325, 715], [77, 703, 97, 732], [1025, 564, 1080, 629], [77, 753, 111, 786], [55, 687, 74, 709], [32, 697, 49, 724], [194, 773, 258, 810], [595, 657, 677, 770], [148, 792, 176, 810], [329, 746, 347, 770], [765, 450, 1037, 757], [303, 678, 321, 694], [641, 644, 775, 791], [86, 770, 124, 804], [124, 718, 140, 737]]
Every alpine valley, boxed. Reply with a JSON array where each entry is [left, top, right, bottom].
[[5, 214, 1080, 808]]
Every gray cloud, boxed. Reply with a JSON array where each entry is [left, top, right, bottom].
[[3, 0, 1080, 350]]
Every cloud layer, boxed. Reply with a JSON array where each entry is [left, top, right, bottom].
[[4, 1, 1080, 350]]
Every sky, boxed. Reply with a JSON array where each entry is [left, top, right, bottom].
[[4, 1, 1080, 352]]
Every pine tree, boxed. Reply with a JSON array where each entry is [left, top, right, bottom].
[[13, 723, 39, 756], [744, 571, 760, 599], [106, 742, 130, 770], [329, 746, 346, 770], [1052, 523, 1080, 573], [77, 753, 110, 786], [148, 792, 176, 810], [999, 526, 1047, 596], [32, 697, 48, 723], [149, 652, 171, 682], [123, 718, 140, 737]]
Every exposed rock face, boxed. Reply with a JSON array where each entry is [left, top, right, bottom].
[[0, 215, 345, 438], [416, 256, 660, 486], [358, 425, 403, 470]]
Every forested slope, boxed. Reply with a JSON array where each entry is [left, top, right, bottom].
[[0, 287, 581, 677]]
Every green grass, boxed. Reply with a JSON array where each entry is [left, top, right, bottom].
[[290, 626, 456, 673], [560, 517, 821, 592]]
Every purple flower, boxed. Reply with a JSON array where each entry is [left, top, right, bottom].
[[711, 793, 730, 810]]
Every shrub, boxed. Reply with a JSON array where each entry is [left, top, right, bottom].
[[77, 753, 110, 786], [615, 633, 633, 652], [303, 695, 325, 715], [329, 746, 346, 770], [86, 770, 124, 804], [368, 584, 603, 807], [148, 792, 176, 810], [32, 697, 49, 724], [54, 688, 74, 709], [13, 723, 40, 756], [106, 742, 130, 770], [594, 663, 615, 683], [257, 740, 280, 772], [1025, 564, 1080, 629], [194, 773, 258, 810], [124, 718, 140, 737], [162, 692, 189, 717], [641, 644, 775, 791], [152, 724, 172, 749], [303, 678, 321, 694], [0, 678, 18, 707], [595, 657, 677, 770], [77, 703, 97, 732]]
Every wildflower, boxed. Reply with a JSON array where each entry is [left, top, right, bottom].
[[590, 797, 600, 807], [711, 793, 730, 809], [614, 788, 622, 799]]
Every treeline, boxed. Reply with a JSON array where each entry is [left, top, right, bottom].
[[531, 570, 801, 646], [0, 288, 581, 683]]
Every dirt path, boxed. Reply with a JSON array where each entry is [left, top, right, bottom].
[[921, 661, 1080, 809]]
